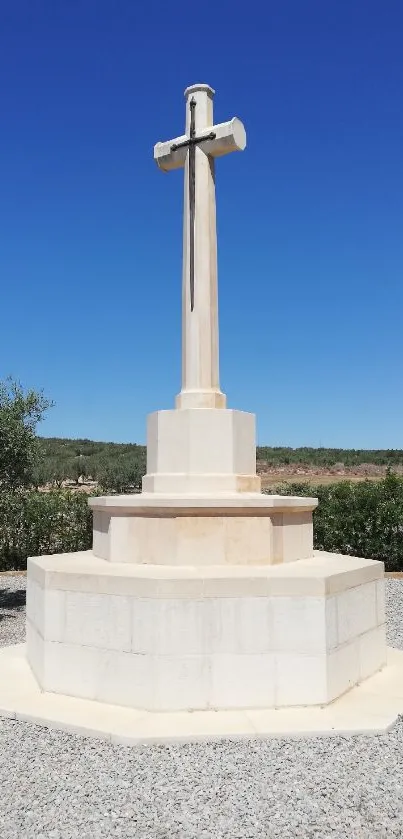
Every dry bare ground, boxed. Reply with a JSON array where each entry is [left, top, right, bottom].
[[257, 462, 402, 490]]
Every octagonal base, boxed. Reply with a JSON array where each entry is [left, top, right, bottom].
[[26, 551, 386, 712], [89, 494, 318, 565]]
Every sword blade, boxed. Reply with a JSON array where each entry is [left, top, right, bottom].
[[189, 97, 196, 312], [169, 99, 215, 313], [189, 143, 195, 312]]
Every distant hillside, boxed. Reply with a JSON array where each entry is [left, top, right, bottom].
[[256, 446, 403, 467], [36, 436, 403, 491]]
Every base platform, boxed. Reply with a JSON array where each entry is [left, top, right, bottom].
[[1, 644, 403, 743]]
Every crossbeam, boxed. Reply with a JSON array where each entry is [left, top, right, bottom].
[[154, 118, 246, 172]]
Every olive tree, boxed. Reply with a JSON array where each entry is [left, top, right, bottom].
[[0, 378, 52, 491]]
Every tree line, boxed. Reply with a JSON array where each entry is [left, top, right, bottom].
[[35, 437, 146, 493], [34, 438, 403, 492], [257, 446, 403, 467]]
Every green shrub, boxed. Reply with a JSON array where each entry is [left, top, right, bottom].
[[268, 472, 403, 570], [2, 475, 403, 572], [0, 490, 93, 571]]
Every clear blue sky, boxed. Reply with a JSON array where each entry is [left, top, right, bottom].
[[0, 1, 402, 448]]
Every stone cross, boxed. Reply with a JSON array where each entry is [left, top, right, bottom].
[[154, 83, 246, 410]]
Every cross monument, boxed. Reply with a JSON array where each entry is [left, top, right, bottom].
[[154, 83, 246, 411], [143, 84, 259, 494], [18, 81, 386, 736]]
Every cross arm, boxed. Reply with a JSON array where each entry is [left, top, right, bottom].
[[154, 117, 246, 172], [199, 117, 246, 158], [154, 134, 189, 172]]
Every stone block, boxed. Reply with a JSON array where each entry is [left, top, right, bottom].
[[92, 511, 109, 560], [142, 408, 261, 494], [358, 625, 387, 681], [43, 641, 102, 700], [97, 650, 152, 708], [271, 513, 313, 563], [209, 653, 275, 709], [132, 598, 206, 656], [271, 596, 338, 654], [26, 578, 39, 628], [337, 581, 378, 644], [62, 591, 132, 652], [275, 653, 327, 706], [208, 597, 272, 654], [26, 579, 65, 642], [327, 641, 360, 701], [376, 579, 386, 625], [152, 655, 208, 711], [26, 619, 44, 685]]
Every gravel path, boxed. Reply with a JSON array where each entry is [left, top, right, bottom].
[[1, 574, 403, 839]]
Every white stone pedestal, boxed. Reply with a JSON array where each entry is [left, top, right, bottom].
[[26, 549, 386, 712], [22, 488, 389, 722], [24, 488, 388, 717]]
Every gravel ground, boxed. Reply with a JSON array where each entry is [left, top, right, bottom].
[[0, 573, 27, 647], [1, 574, 403, 839]]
